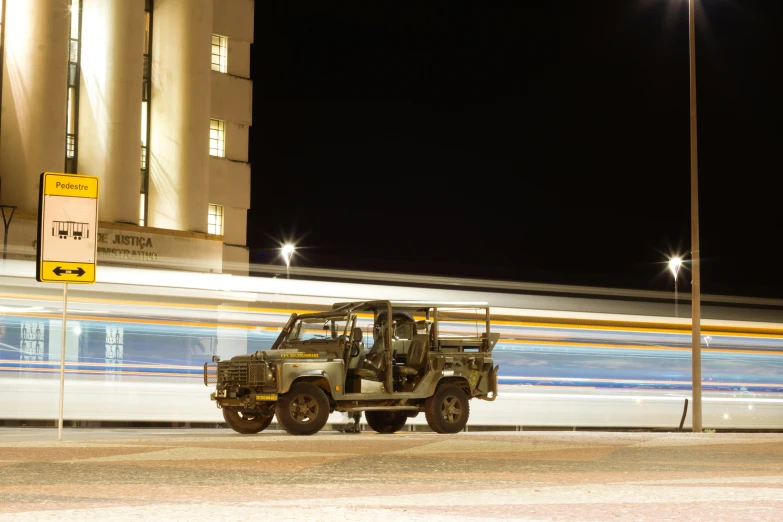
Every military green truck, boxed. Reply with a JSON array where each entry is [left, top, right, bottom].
[[204, 300, 499, 436]]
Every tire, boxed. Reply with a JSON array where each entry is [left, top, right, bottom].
[[275, 382, 330, 436], [222, 408, 273, 434], [373, 311, 415, 338], [425, 384, 470, 434], [365, 411, 408, 433]]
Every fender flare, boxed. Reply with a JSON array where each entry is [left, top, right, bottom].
[[427, 375, 470, 397], [283, 369, 334, 395]]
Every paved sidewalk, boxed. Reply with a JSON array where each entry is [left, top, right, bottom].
[[1, 428, 782, 521]]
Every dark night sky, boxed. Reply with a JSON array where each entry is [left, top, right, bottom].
[[247, 1, 782, 299]]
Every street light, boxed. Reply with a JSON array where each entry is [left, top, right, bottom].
[[281, 244, 295, 279], [668, 257, 682, 317], [687, 0, 702, 433], [1, 204, 16, 260]]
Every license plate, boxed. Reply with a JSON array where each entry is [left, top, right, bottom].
[[255, 394, 278, 401]]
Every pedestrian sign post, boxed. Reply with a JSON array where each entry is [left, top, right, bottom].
[[35, 172, 99, 441], [36, 172, 99, 283]]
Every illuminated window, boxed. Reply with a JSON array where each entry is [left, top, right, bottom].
[[140, 102, 148, 168], [66, 133, 76, 158], [105, 326, 124, 364], [211, 35, 227, 73], [69, 39, 78, 62], [20, 321, 46, 362], [208, 204, 224, 236], [209, 119, 225, 157]]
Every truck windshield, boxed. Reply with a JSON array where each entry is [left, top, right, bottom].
[[286, 316, 349, 342]]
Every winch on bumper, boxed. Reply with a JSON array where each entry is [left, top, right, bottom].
[[204, 356, 278, 408]]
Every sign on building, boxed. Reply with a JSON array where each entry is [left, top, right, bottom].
[[35, 172, 99, 284]]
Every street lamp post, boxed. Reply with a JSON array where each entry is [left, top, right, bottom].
[[688, 0, 703, 433], [668, 257, 682, 318], [281, 244, 295, 279], [1, 204, 16, 260]]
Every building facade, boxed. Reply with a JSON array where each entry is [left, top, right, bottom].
[[0, 0, 253, 274]]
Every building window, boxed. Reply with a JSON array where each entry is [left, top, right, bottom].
[[20, 321, 46, 362], [69, 38, 78, 62], [140, 3, 153, 227], [105, 326, 124, 365], [143, 6, 151, 101], [65, 0, 82, 172], [66, 134, 76, 158], [208, 204, 224, 236], [211, 35, 227, 73], [209, 119, 225, 157]]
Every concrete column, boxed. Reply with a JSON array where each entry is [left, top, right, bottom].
[[148, 0, 212, 233], [78, 0, 145, 224], [0, 0, 69, 212]]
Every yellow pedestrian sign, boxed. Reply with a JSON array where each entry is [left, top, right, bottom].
[[36, 172, 99, 284], [35, 172, 100, 441]]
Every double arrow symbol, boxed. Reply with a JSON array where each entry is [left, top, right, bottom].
[[53, 266, 86, 277]]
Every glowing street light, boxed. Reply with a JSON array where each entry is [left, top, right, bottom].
[[281, 244, 295, 279], [668, 256, 682, 318]]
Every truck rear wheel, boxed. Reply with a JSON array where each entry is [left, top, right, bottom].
[[365, 411, 408, 433], [275, 382, 330, 436], [425, 384, 469, 434], [222, 408, 273, 434]]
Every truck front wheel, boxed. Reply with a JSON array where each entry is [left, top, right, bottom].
[[424, 384, 470, 434], [275, 382, 330, 436], [222, 408, 273, 434]]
